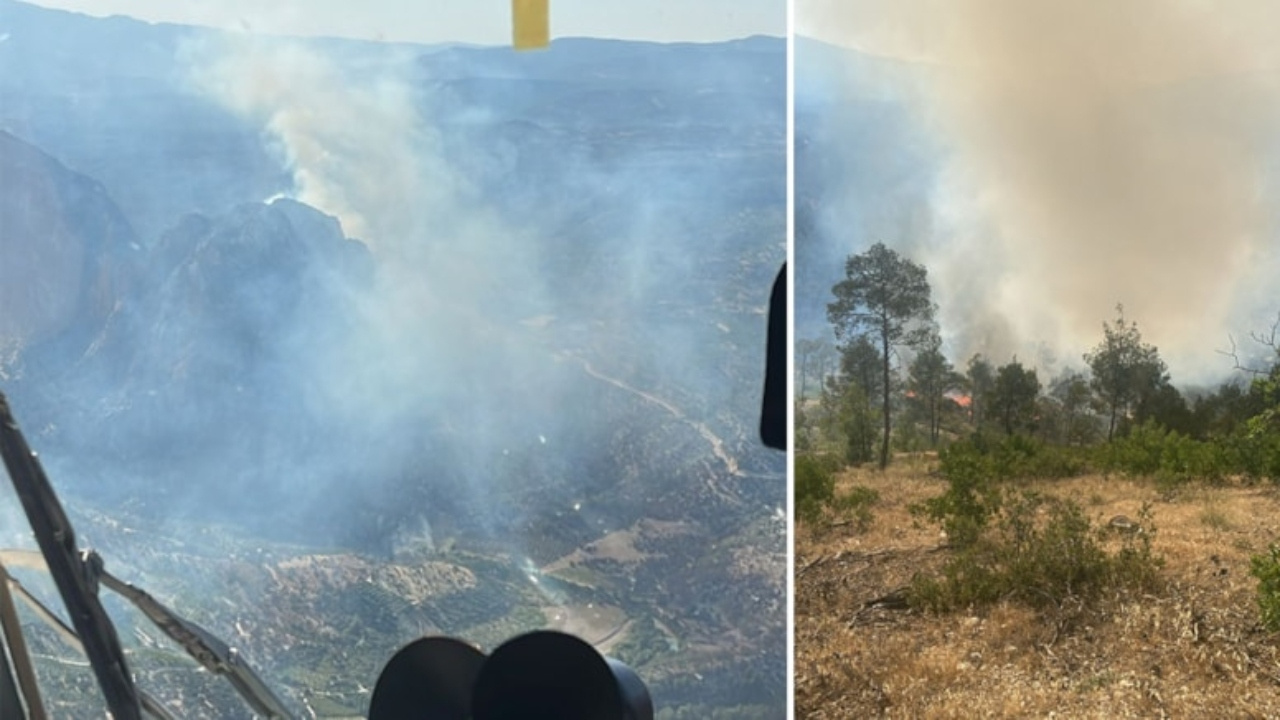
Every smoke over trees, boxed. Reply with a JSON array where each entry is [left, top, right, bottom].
[[991, 359, 1040, 437], [1085, 307, 1170, 441], [798, 0, 1280, 392], [907, 334, 962, 447], [965, 354, 995, 430], [796, 338, 838, 401], [797, 248, 1280, 485]]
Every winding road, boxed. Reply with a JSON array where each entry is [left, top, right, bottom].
[[563, 353, 745, 505]]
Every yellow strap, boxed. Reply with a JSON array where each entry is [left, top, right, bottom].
[[512, 0, 549, 50]]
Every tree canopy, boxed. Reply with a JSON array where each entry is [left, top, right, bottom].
[[991, 359, 1041, 436], [908, 334, 962, 446], [827, 242, 935, 468], [839, 336, 884, 403], [1084, 306, 1169, 440], [966, 354, 995, 430]]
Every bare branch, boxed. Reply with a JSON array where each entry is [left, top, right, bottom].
[[1247, 312, 1280, 353], [1219, 312, 1280, 378], [1215, 334, 1264, 378]]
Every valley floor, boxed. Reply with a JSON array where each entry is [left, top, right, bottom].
[[796, 459, 1280, 718]]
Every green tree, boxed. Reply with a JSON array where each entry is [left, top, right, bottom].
[[1050, 371, 1097, 445], [796, 338, 839, 402], [839, 380, 879, 465], [1189, 382, 1252, 438], [797, 339, 839, 451], [908, 335, 962, 446], [828, 243, 935, 469], [818, 337, 882, 464], [839, 335, 884, 403], [1085, 306, 1169, 441], [1137, 382, 1194, 435], [1229, 313, 1280, 431], [966, 354, 995, 430], [796, 338, 821, 402], [991, 359, 1041, 435], [814, 340, 840, 396]]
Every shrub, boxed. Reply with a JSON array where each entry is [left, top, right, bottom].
[[1250, 544, 1280, 632], [795, 453, 836, 524], [997, 436, 1091, 480], [1100, 421, 1168, 476], [910, 436, 1163, 613], [909, 492, 1162, 613], [911, 441, 1002, 548], [956, 432, 1092, 481], [834, 485, 880, 532], [1101, 420, 1233, 488], [1000, 493, 1110, 603], [1027, 444, 1090, 479], [1229, 420, 1280, 484], [1106, 502, 1164, 591], [795, 453, 880, 530]]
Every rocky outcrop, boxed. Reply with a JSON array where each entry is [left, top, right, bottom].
[[0, 130, 140, 355]]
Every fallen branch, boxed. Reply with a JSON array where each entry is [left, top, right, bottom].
[[798, 554, 832, 576], [849, 586, 912, 626]]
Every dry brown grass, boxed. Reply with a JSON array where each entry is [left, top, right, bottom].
[[796, 458, 1280, 718]]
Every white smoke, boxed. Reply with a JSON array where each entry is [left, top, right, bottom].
[[177, 33, 563, 540], [184, 36, 454, 249], [183, 33, 551, 406], [804, 0, 1280, 382]]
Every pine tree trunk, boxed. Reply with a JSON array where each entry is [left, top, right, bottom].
[[880, 329, 891, 470]]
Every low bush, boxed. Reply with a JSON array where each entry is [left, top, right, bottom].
[[1228, 421, 1280, 484], [834, 485, 880, 532], [1250, 544, 1280, 632], [1100, 420, 1233, 489], [912, 441, 1002, 548], [962, 432, 1092, 481], [910, 493, 1163, 613], [795, 451, 881, 531], [795, 453, 836, 524], [910, 438, 1162, 614]]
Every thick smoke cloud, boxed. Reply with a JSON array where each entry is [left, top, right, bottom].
[[168, 32, 782, 543], [177, 35, 562, 535], [187, 38, 445, 246], [804, 0, 1280, 381]]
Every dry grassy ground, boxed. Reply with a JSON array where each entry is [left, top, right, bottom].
[[795, 456, 1280, 718]]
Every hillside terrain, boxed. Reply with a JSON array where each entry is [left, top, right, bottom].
[[0, 2, 786, 716], [797, 461, 1280, 718]]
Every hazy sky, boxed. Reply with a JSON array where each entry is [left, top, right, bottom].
[[23, 0, 785, 44], [796, 0, 1280, 383]]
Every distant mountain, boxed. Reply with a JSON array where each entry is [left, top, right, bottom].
[[0, 1, 288, 241], [793, 35, 942, 340], [58, 199, 373, 492], [0, 130, 139, 357], [794, 35, 930, 107], [0, 1, 783, 244], [0, 0, 785, 504]]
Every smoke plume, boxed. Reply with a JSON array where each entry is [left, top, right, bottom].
[[806, 0, 1280, 380], [176, 34, 563, 535]]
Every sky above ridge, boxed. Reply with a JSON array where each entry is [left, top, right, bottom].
[[18, 0, 784, 44]]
